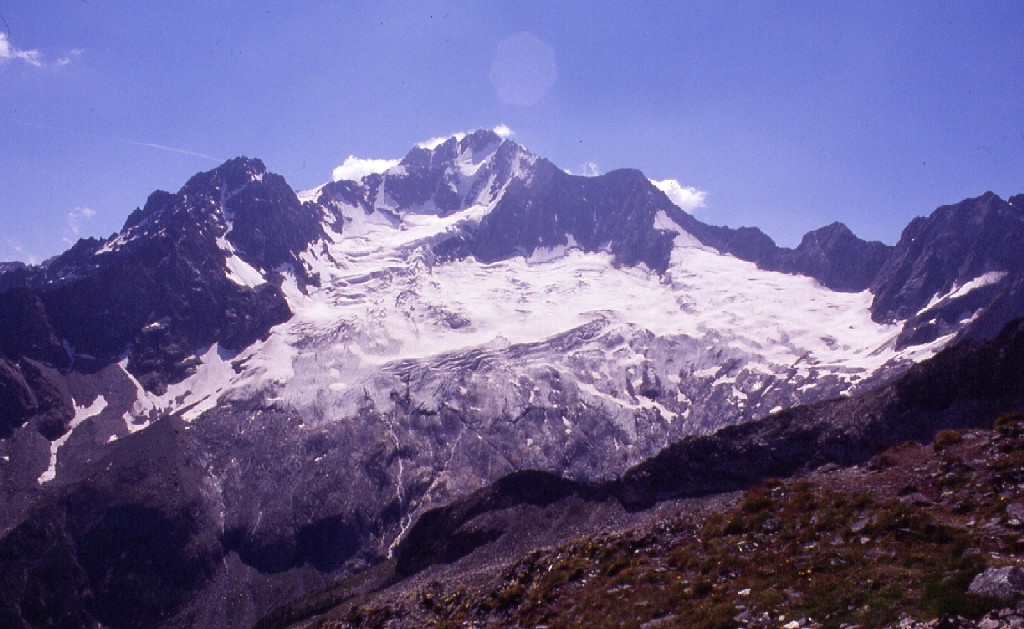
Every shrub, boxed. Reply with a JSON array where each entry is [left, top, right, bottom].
[[995, 412, 1024, 437], [934, 429, 963, 449]]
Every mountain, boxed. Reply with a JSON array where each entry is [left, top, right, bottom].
[[677, 216, 893, 293], [390, 316, 1024, 576], [260, 316, 1024, 628], [871, 191, 1024, 346], [0, 129, 1022, 628]]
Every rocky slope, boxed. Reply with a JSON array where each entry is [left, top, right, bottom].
[[0, 129, 1022, 628], [289, 419, 1024, 629]]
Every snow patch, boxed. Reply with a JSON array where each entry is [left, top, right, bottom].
[[217, 236, 266, 287], [917, 271, 1008, 316], [225, 254, 266, 287], [653, 211, 703, 247], [38, 395, 108, 484], [162, 344, 239, 421]]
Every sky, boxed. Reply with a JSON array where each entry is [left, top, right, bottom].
[[1, 1, 1023, 263]]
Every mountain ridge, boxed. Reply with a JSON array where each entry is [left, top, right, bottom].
[[1, 129, 1022, 628]]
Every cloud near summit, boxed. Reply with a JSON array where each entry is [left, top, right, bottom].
[[332, 156, 400, 182], [651, 179, 708, 213], [417, 124, 515, 150]]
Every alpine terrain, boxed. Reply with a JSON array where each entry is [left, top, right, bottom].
[[1, 129, 1023, 628]]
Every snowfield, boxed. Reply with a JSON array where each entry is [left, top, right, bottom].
[[123, 194, 950, 441]]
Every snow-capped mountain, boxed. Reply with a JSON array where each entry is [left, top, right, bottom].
[[1, 129, 1022, 628]]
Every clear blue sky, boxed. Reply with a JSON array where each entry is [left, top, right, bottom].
[[2, 1, 1022, 263]]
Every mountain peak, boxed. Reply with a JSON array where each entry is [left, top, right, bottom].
[[806, 220, 853, 237], [871, 191, 1024, 343]]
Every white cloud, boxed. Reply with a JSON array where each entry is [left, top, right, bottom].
[[0, 33, 42, 66], [563, 161, 600, 176], [0, 33, 80, 68], [331, 155, 400, 182], [56, 48, 84, 67], [651, 178, 708, 213], [492, 123, 514, 138], [64, 206, 97, 241]]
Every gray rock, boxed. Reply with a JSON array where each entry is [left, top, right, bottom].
[[850, 516, 871, 533], [898, 492, 932, 506], [970, 566, 1024, 601]]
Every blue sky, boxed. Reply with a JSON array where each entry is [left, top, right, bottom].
[[2, 1, 1022, 263]]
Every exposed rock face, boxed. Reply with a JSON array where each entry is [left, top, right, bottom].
[[0, 288, 68, 368], [871, 191, 1024, 345], [0, 157, 318, 394], [0, 359, 74, 440], [778, 221, 892, 292], [0, 418, 221, 629], [471, 166, 678, 272]]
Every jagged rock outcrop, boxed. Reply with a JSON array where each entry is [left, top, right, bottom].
[[0, 157, 321, 395], [871, 191, 1024, 346], [0, 418, 221, 629], [969, 566, 1024, 601]]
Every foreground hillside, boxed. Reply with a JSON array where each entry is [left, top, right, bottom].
[[271, 414, 1024, 628]]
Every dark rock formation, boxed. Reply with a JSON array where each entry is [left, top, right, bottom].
[[870, 191, 1024, 345], [471, 166, 677, 272], [0, 418, 221, 629], [671, 211, 892, 292], [0, 157, 321, 395]]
